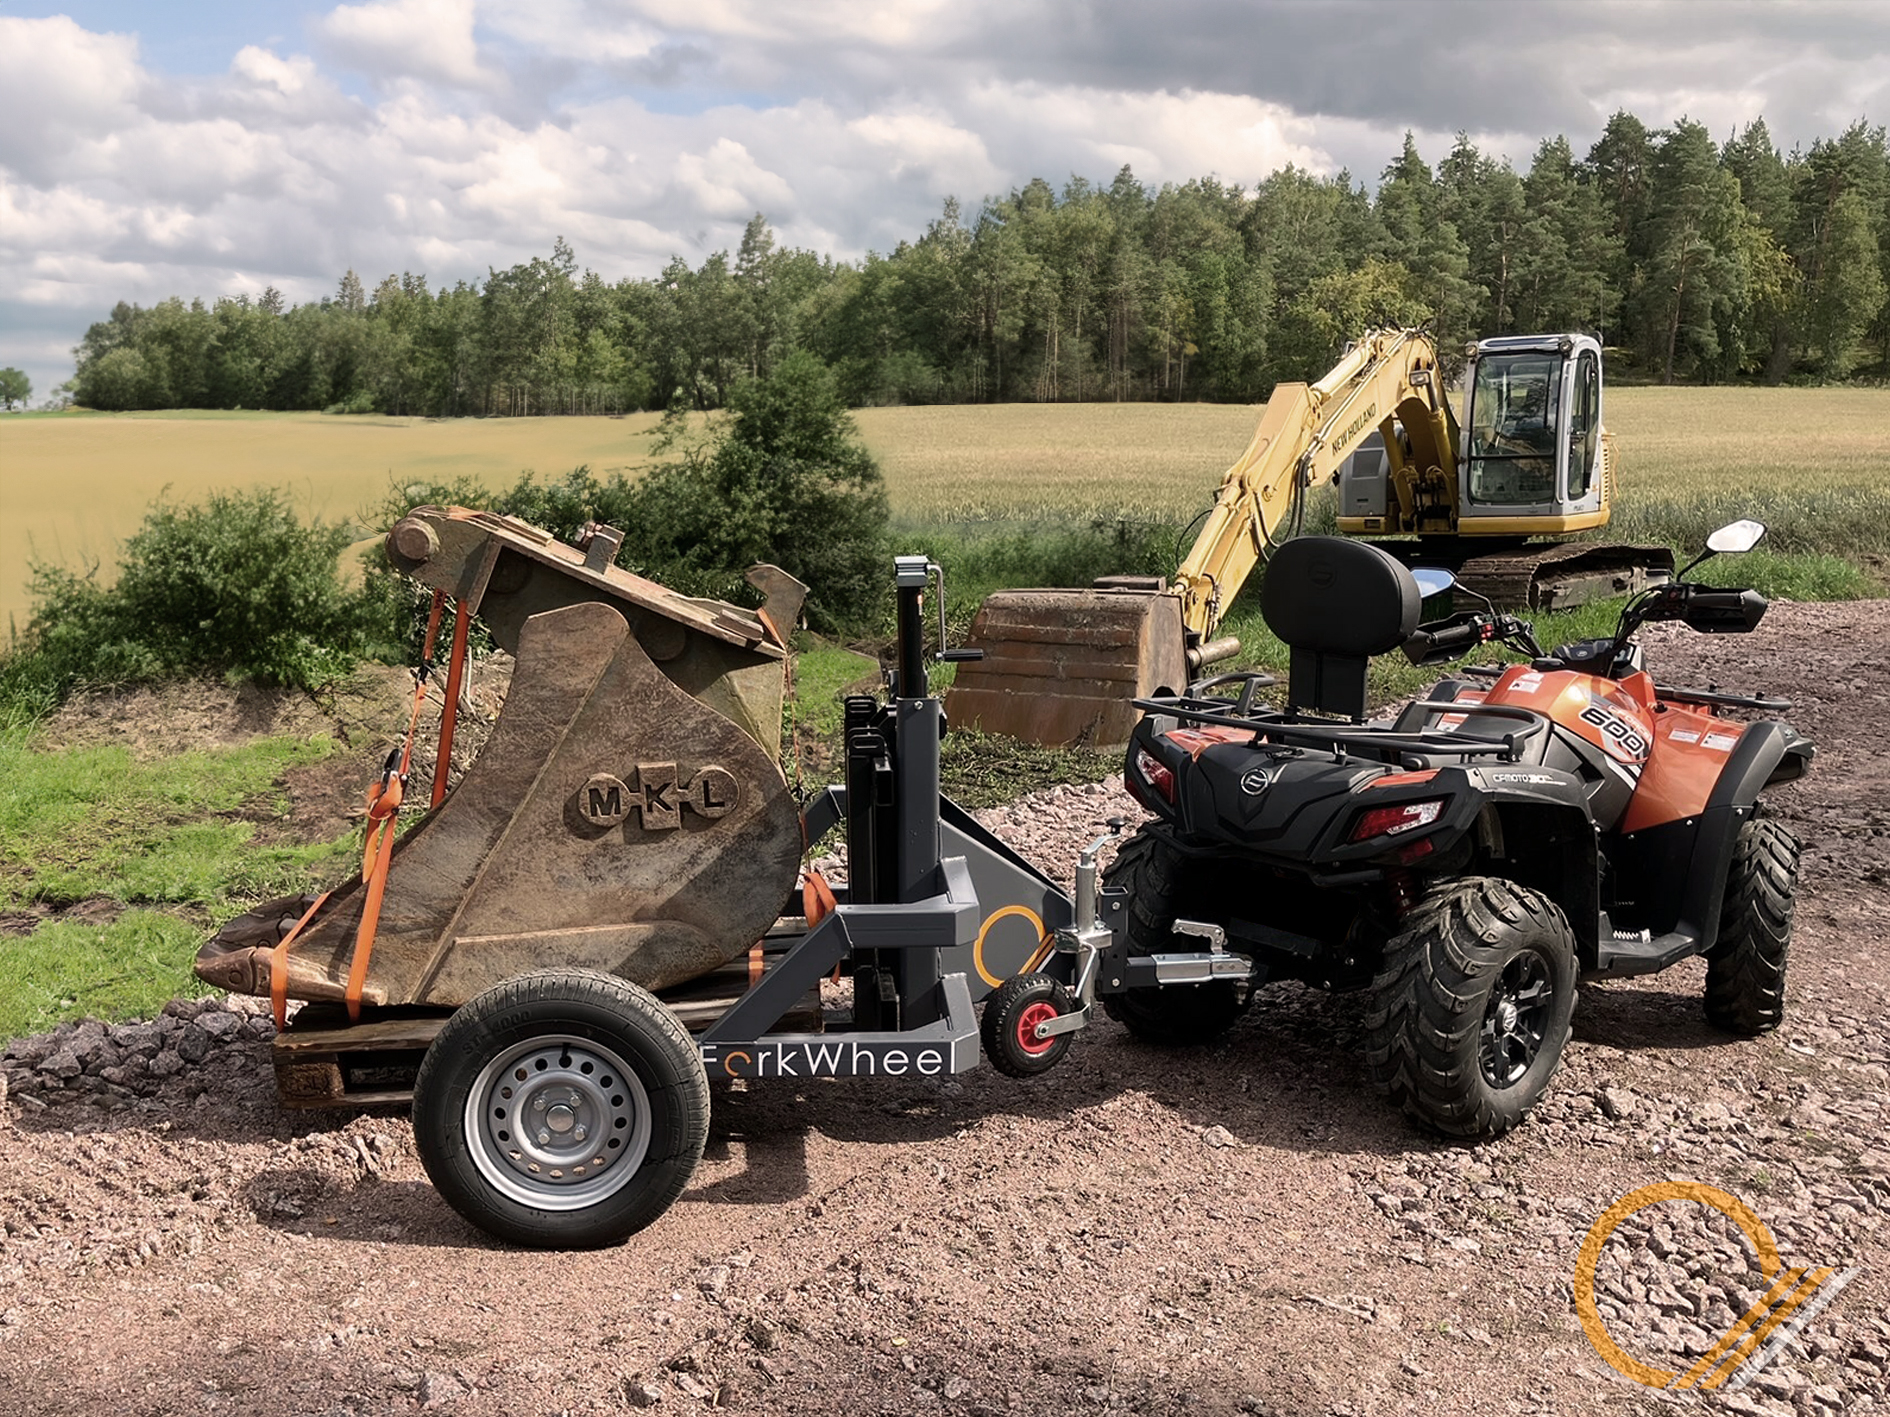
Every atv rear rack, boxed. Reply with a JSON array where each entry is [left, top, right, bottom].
[[1134, 687, 1551, 767]]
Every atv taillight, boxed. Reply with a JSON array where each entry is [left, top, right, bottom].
[[1350, 798, 1445, 842], [1132, 747, 1175, 804]]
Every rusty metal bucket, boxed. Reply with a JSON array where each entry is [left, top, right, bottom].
[[942, 586, 1188, 749], [196, 508, 806, 1010]]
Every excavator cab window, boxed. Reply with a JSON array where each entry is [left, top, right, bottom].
[[1466, 352, 1562, 506], [1567, 350, 1601, 500]]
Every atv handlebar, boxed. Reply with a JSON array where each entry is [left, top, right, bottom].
[[1403, 612, 1542, 667], [1617, 581, 1767, 646]]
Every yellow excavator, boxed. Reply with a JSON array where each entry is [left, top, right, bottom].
[[944, 327, 1673, 748]]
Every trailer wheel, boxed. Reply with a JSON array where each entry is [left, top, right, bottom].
[[1704, 817, 1798, 1036], [412, 968, 708, 1248], [1364, 876, 1576, 1139], [981, 972, 1075, 1077], [1100, 829, 1247, 1046]]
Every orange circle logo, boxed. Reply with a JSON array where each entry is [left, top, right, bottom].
[[1573, 1182, 1848, 1390]]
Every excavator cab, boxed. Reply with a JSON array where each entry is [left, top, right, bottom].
[[1458, 335, 1604, 522]]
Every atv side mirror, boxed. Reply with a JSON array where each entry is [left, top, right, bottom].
[[1677, 519, 1767, 580], [1411, 567, 1457, 599], [1706, 519, 1767, 555]]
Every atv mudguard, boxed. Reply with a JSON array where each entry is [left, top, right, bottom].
[[1606, 721, 1813, 959], [1472, 791, 1602, 967]]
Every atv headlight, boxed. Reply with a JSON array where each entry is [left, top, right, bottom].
[[1349, 798, 1445, 842]]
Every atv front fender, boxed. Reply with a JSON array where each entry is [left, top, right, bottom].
[[1685, 722, 1814, 953], [1607, 720, 1812, 957]]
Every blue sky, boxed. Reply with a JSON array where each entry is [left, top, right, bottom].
[[2, 1, 1886, 401]]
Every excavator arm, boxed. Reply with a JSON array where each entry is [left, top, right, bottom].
[[1172, 327, 1459, 637]]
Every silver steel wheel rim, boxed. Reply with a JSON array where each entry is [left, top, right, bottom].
[[465, 1033, 652, 1211]]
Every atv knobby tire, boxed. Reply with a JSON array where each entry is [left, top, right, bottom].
[[1364, 876, 1577, 1139], [413, 968, 709, 1249], [1099, 830, 1247, 1045], [1703, 816, 1798, 1036]]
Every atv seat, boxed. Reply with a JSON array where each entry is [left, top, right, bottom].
[[1262, 538, 1420, 722]]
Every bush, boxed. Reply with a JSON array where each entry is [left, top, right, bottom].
[[13, 489, 373, 700], [369, 360, 889, 633], [627, 353, 890, 631]]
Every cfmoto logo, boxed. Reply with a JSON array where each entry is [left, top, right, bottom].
[[1239, 767, 1274, 796]]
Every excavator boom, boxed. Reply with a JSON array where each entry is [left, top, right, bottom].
[[1172, 329, 1457, 637]]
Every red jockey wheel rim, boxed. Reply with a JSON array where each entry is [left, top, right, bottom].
[[1015, 1001, 1059, 1056]]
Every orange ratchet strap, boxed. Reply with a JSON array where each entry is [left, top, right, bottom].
[[270, 891, 332, 1030], [802, 871, 841, 983], [271, 590, 453, 1030], [430, 596, 470, 809]]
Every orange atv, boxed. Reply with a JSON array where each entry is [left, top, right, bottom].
[[1096, 521, 1813, 1138]]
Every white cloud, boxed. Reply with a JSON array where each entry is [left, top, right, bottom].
[[0, 17, 144, 183], [970, 84, 1328, 189], [671, 137, 794, 221], [317, 0, 489, 88], [0, 0, 1885, 400], [481, 0, 663, 63]]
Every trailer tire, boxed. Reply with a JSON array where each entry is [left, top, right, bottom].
[[1704, 816, 1797, 1036], [413, 968, 708, 1248], [1099, 830, 1246, 1046], [1364, 876, 1576, 1139], [981, 972, 1076, 1077]]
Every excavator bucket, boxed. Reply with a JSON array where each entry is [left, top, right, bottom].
[[195, 508, 805, 1012], [943, 585, 1189, 749]]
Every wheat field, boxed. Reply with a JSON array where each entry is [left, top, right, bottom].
[[4, 388, 1885, 630]]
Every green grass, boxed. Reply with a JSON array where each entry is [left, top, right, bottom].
[[0, 732, 354, 910], [1689, 548, 1874, 601], [0, 911, 207, 1040], [0, 728, 359, 1040], [785, 637, 881, 745]]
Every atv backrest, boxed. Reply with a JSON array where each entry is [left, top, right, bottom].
[[1262, 537, 1420, 721]]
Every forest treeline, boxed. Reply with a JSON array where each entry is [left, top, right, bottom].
[[69, 112, 1890, 415]]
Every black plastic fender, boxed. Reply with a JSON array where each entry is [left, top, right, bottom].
[[1474, 790, 1602, 967], [1607, 720, 1814, 958], [1682, 721, 1815, 953]]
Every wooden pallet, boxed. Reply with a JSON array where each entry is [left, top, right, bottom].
[[271, 949, 823, 1110]]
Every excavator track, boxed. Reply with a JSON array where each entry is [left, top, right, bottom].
[[1449, 541, 1675, 610]]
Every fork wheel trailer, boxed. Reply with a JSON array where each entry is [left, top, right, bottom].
[[266, 554, 1255, 1247]]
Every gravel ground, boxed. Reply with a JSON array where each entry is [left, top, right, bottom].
[[2, 601, 1887, 1417]]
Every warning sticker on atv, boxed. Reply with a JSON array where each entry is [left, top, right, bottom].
[[1578, 702, 1652, 762]]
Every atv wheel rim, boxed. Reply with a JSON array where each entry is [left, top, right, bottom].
[[465, 1033, 653, 1211], [1015, 1002, 1059, 1057], [1479, 953, 1552, 1090]]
